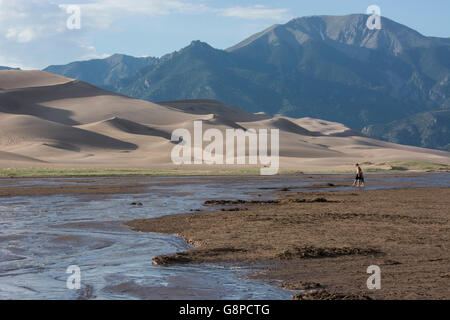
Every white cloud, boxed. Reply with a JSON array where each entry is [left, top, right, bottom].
[[220, 5, 291, 20], [0, 1, 291, 68], [7, 28, 35, 43], [0, 1, 68, 43], [77, 1, 289, 29], [78, 44, 111, 61], [76, 0, 210, 29], [0, 0, 96, 68], [81, 0, 206, 15]]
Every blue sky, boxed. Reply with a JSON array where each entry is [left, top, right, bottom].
[[0, 0, 449, 69]]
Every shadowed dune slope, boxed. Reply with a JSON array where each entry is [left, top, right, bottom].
[[158, 99, 271, 122], [79, 117, 172, 140], [0, 150, 47, 163], [0, 113, 137, 151], [0, 72, 200, 126]]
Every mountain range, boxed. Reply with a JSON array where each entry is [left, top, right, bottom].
[[44, 14, 450, 150], [362, 109, 450, 151]]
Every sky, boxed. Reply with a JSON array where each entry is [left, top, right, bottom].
[[0, 0, 449, 69]]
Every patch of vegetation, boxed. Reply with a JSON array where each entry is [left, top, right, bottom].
[[368, 161, 449, 172], [0, 168, 302, 178], [388, 161, 449, 170], [306, 160, 449, 174], [0, 162, 446, 178], [364, 167, 402, 173], [0, 168, 161, 178]]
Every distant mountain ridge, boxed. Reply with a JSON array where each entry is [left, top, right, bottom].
[[45, 54, 157, 90], [362, 109, 450, 151], [44, 14, 450, 150], [0, 66, 21, 70]]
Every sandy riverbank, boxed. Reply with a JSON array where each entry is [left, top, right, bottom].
[[0, 172, 441, 197], [126, 186, 450, 300]]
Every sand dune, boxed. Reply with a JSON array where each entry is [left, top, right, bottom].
[[0, 70, 72, 90], [262, 117, 319, 136], [79, 117, 172, 140], [0, 77, 200, 126], [0, 70, 448, 171], [0, 113, 137, 152], [0, 150, 46, 163], [203, 114, 248, 130], [159, 99, 270, 122], [294, 117, 363, 137]]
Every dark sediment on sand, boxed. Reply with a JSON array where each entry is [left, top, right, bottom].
[[125, 186, 450, 300]]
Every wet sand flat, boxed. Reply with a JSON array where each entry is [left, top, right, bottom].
[[1, 172, 445, 197], [0, 183, 150, 197], [1, 174, 301, 299], [126, 187, 450, 300]]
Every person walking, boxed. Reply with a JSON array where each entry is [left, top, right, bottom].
[[352, 163, 365, 188]]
